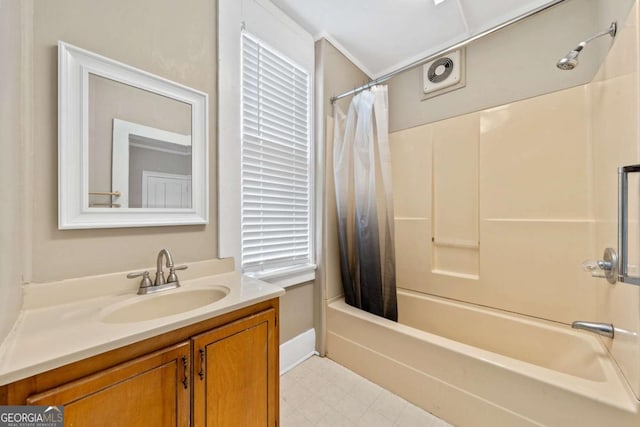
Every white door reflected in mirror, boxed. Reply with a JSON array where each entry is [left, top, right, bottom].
[[142, 171, 192, 209], [109, 119, 192, 209]]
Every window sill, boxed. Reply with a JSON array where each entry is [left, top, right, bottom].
[[245, 264, 317, 289]]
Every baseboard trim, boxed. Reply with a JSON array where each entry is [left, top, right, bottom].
[[280, 328, 317, 375]]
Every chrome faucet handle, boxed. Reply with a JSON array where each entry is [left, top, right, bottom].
[[127, 271, 153, 291], [581, 260, 608, 278], [581, 260, 599, 272], [167, 265, 188, 284], [127, 270, 149, 278], [581, 248, 618, 284]]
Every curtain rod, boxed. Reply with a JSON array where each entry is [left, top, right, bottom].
[[330, 0, 567, 104]]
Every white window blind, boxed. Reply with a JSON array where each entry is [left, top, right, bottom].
[[241, 32, 312, 274]]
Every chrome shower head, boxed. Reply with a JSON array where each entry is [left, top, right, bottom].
[[556, 22, 617, 71], [556, 45, 584, 70]]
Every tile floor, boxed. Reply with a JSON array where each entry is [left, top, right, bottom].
[[280, 356, 454, 427]]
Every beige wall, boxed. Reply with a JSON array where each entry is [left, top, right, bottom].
[[387, 0, 635, 132], [315, 38, 370, 353], [32, 0, 217, 282], [0, 0, 27, 341], [390, 3, 640, 398], [279, 282, 315, 344]]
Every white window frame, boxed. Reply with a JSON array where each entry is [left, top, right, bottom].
[[240, 31, 315, 285], [218, 0, 315, 288]]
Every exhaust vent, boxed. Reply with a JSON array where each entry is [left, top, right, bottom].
[[426, 57, 454, 83], [422, 48, 465, 99]]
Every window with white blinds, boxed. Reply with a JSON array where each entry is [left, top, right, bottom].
[[241, 32, 312, 274]]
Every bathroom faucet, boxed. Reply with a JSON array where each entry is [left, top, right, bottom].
[[571, 321, 614, 338], [155, 248, 174, 285], [127, 249, 188, 295]]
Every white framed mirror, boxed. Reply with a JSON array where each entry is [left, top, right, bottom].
[[58, 41, 208, 229]]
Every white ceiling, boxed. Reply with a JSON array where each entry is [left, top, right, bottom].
[[270, 0, 557, 78]]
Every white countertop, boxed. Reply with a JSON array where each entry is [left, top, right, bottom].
[[0, 271, 284, 385]]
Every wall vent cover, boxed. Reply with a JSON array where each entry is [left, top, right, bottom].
[[422, 49, 465, 98]]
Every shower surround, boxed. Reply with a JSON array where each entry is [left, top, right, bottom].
[[324, 3, 640, 426]]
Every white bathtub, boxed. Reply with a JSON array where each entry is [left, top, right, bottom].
[[326, 289, 640, 426]]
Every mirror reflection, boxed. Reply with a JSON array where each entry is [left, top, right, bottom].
[[88, 74, 192, 209]]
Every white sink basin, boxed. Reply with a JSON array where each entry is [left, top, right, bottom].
[[101, 287, 230, 323]]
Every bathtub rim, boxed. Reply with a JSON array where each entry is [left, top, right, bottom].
[[327, 292, 639, 414]]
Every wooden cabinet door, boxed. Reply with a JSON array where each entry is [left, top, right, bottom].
[[192, 309, 278, 427], [26, 342, 190, 427]]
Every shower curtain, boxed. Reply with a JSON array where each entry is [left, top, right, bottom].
[[333, 85, 397, 321]]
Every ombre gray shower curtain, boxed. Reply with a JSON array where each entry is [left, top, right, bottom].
[[333, 85, 397, 321]]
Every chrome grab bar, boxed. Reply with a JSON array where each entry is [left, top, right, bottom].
[[618, 165, 640, 286]]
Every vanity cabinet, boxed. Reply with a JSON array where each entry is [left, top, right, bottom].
[[0, 299, 279, 427]]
